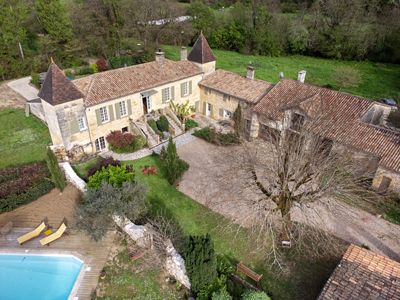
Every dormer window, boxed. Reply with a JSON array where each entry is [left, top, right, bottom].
[[290, 113, 305, 132]]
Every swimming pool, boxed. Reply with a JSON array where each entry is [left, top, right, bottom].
[[0, 254, 84, 300]]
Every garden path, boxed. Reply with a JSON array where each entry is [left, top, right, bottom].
[[177, 138, 400, 262], [7, 76, 39, 101]]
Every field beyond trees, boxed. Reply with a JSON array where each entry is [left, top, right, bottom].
[[163, 45, 400, 101]]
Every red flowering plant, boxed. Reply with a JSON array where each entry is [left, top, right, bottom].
[[142, 165, 157, 175], [96, 58, 109, 72], [106, 131, 134, 151]]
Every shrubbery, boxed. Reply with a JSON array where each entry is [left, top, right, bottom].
[[87, 157, 121, 178], [96, 58, 109, 72], [0, 162, 54, 212], [106, 130, 146, 153], [193, 127, 240, 146], [30, 72, 40, 88], [76, 181, 148, 240], [87, 165, 135, 189], [156, 115, 169, 132], [185, 119, 198, 131], [46, 147, 66, 191], [160, 137, 189, 185], [241, 291, 271, 300]]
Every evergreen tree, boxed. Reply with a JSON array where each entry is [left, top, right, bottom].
[[163, 137, 188, 185], [233, 104, 243, 135], [46, 147, 66, 191], [183, 234, 217, 295]]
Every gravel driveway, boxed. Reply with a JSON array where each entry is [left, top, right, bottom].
[[178, 138, 400, 261]]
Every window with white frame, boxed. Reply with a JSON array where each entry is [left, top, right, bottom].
[[223, 110, 232, 119], [78, 117, 87, 131], [99, 106, 109, 123], [119, 100, 127, 117], [95, 136, 106, 151], [182, 82, 189, 96]]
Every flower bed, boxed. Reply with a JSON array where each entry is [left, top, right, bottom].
[[0, 162, 54, 212]]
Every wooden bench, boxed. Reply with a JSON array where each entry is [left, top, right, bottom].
[[236, 262, 263, 283]]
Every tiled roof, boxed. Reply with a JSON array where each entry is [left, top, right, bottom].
[[254, 79, 400, 172], [199, 69, 272, 103], [318, 244, 400, 300], [73, 59, 202, 106], [187, 32, 216, 64], [38, 63, 84, 105]]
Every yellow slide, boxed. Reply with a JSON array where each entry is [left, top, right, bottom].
[[17, 222, 47, 245], [40, 223, 67, 246]]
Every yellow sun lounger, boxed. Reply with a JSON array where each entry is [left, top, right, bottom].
[[17, 222, 46, 245], [40, 223, 67, 246]]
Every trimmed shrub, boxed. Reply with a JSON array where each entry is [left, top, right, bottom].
[[87, 157, 121, 178], [87, 165, 135, 190], [160, 137, 189, 185], [31, 72, 40, 88], [46, 147, 66, 191], [106, 131, 146, 153], [90, 63, 98, 73], [148, 119, 161, 136], [0, 162, 54, 213], [76, 65, 94, 75], [193, 127, 240, 146], [185, 119, 198, 131], [109, 55, 136, 69], [233, 104, 243, 135], [183, 234, 217, 295], [96, 58, 109, 72], [156, 115, 169, 132], [241, 291, 271, 300]]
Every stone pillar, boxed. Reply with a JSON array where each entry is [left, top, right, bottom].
[[249, 113, 259, 139]]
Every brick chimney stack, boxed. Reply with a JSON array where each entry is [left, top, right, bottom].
[[155, 50, 165, 64], [246, 64, 255, 80], [298, 70, 306, 83], [180, 47, 187, 61]]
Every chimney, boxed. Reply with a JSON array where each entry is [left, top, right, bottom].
[[180, 47, 187, 61], [246, 64, 255, 80], [298, 70, 306, 83], [155, 50, 165, 64], [279, 72, 284, 79]]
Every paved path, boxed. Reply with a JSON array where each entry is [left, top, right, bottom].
[[101, 129, 196, 161], [7, 76, 39, 101]]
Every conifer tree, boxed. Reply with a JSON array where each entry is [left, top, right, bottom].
[[163, 137, 188, 185], [233, 104, 242, 135], [46, 147, 66, 191]]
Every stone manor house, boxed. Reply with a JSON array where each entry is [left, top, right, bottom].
[[37, 33, 400, 193]]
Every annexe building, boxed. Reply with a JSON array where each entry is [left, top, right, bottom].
[[37, 33, 400, 192]]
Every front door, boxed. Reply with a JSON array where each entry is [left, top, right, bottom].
[[142, 96, 148, 114], [206, 103, 212, 117]]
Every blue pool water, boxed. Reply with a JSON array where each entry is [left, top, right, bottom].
[[0, 254, 83, 300]]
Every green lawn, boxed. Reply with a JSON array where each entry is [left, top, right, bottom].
[[0, 108, 51, 168], [162, 45, 400, 101]]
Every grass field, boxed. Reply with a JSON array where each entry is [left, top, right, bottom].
[[74, 155, 341, 299], [0, 108, 51, 168], [162, 45, 400, 101]]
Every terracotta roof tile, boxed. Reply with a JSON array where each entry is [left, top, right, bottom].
[[318, 245, 400, 300], [73, 59, 202, 106], [187, 32, 216, 64], [38, 63, 84, 105], [254, 79, 400, 172], [199, 69, 272, 103]]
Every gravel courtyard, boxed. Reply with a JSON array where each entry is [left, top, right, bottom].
[[178, 138, 400, 261]]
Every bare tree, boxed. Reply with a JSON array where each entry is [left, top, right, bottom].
[[220, 112, 380, 267]]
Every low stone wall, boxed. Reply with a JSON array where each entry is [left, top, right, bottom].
[[60, 162, 86, 192]]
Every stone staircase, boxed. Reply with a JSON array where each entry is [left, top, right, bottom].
[[165, 115, 183, 136], [133, 120, 159, 147]]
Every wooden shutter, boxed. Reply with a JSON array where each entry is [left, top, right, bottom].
[[210, 104, 213, 117], [195, 101, 199, 112], [115, 102, 121, 119], [219, 108, 224, 117], [203, 102, 207, 114], [180, 83, 184, 97], [108, 105, 114, 121], [95, 109, 101, 125], [127, 99, 132, 115], [171, 86, 175, 101], [189, 81, 192, 95], [162, 88, 167, 103], [70, 117, 80, 134]]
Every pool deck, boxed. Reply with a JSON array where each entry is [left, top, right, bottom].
[[0, 228, 116, 300], [0, 185, 116, 300]]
